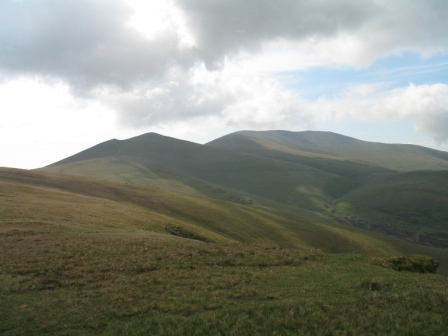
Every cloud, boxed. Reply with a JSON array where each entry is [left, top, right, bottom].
[[0, 0, 194, 92], [311, 83, 448, 141], [357, 0, 448, 58], [0, 77, 126, 168], [2, 0, 447, 89], [390, 84, 448, 141], [174, 0, 378, 66], [98, 63, 310, 130], [175, 0, 448, 67], [1, 0, 448, 147]]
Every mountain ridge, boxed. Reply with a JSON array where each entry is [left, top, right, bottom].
[[39, 129, 448, 249], [207, 130, 448, 171]]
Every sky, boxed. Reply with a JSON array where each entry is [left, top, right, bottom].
[[1, 0, 448, 169]]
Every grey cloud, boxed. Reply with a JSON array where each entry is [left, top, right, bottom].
[[107, 65, 313, 131], [1, 0, 448, 134], [105, 68, 235, 127], [0, 0, 195, 92], [1, 0, 447, 91], [356, 0, 448, 59], [113, 87, 234, 128], [175, 0, 448, 67], [175, 0, 379, 66], [417, 112, 448, 142]]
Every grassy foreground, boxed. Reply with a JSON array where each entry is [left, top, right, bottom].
[[1, 232, 447, 336]]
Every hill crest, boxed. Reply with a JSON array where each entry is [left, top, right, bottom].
[[207, 130, 448, 171]]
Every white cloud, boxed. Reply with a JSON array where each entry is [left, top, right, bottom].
[[0, 77, 136, 168], [91, 63, 311, 131], [0, 0, 195, 92], [1, 0, 448, 168], [127, 0, 195, 48], [2, 0, 446, 89], [310, 83, 448, 141]]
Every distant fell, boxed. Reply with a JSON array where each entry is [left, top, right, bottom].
[[49, 132, 200, 166], [43, 132, 373, 212], [40, 130, 448, 248], [207, 130, 448, 171]]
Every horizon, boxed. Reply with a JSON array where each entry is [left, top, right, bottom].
[[26, 128, 448, 170], [1, 0, 448, 169]]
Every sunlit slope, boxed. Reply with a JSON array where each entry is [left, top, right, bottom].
[[207, 130, 448, 171], [41, 133, 362, 211], [43, 156, 212, 196], [333, 171, 448, 248], [0, 168, 390, 253]]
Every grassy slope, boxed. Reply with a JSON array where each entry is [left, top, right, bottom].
[[206, 131, 393, 186], [3, 167, 447, 261], [208, 130, 448, 171], [333, 171, 448, 248], [41, 133, 365, 212], [2, 234, 447, 336], [40, 131, 448, 252], [208, 130, 448, 250], [0, 168, 389, 252], [1, 169, 447, 335]]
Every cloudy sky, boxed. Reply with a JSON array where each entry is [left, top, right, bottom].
[[1, 0, 448, 169]]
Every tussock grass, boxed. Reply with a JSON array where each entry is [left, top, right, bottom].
[[1, 234, 447, 335], [370, 254, 436, 273]]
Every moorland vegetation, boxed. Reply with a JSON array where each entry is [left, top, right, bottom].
[[1, 130, 447, 335]]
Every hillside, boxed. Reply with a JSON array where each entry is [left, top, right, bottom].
[[1, 168, 447, 335], [0, 168, 387, 252], [332, 171, 448, 248], [207, 130, 448, 248], [207, 130, 448, 171], [39, 130, 448, 249], [3, 167, 448, 261], [42, 132, 377, 213]]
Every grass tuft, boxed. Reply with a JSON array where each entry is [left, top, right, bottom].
[[370, 254, 436, 273]]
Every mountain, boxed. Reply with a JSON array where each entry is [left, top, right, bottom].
[[43, 132, 382, 213], [207, 130, 448, 248], [3, 135, 448, 334], [39, 130, 448, 249], [207, 130, 448, 171]]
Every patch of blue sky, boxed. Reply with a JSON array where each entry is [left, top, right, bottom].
[[278, 52, 448, 100]]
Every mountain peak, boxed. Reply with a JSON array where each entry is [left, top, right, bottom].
[[207, 130, 448, 171]]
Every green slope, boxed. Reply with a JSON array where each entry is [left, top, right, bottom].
[[39, 130, 448, 250], [0, 168, 389, 253], [333, 171, 448, 248], [2, 226, 447, 335], [206, 130, 448, 249], [2, 168, 447, 270], [41, 133, 365, 212], [1, 169, 447, 335], [208, 130, 448, 171], [207, 130, 393, 183]]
